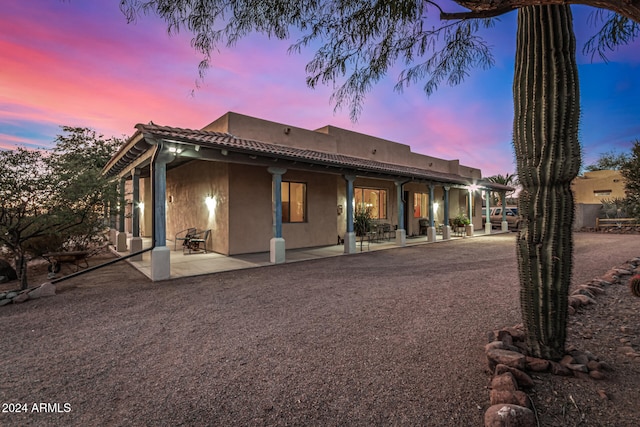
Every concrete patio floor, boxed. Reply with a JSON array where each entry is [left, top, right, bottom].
[[115, 228, 509, 280]]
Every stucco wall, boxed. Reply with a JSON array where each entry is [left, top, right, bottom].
[[165, 160, 230, 254], [228, 164, 340, 255], [571, 170, 626, 204]]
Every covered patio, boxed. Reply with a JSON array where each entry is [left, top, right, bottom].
[[117, 227, 506, 280], [103, 113, 514, 281]]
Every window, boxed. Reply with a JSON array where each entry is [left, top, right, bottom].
[[354, 187, 387, 219], [594, 190, 612, 197], [414, 193, 429, 218], [282, 182, 306, 222]]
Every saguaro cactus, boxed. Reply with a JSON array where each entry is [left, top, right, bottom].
[[513, 5, 581, 360]]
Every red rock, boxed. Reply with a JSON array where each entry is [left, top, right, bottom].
[[589, 370, 606, 380], [597, 389, 609, 400], [560, 355, 574, 367], [490, 389, 519, 406], [525, 356, 550, 372], [514, 391, 530, 408], [491, 373, 518, 392], [484, 404, 536, 427], [487, 349, 526, 371], [495, 364, 535, 389], [549, 361, 573, 376]]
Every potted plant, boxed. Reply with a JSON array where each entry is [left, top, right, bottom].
[[354, 206, 373, 237]]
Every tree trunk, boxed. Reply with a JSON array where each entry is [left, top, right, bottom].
[[513, 5, 581, 360]]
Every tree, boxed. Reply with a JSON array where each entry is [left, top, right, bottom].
[[620, 140, 640, 219], [118, 0, 638, 359], [0, 127, 120, 289], [584, 150, 630, 171], [486, 173, 518, 205]]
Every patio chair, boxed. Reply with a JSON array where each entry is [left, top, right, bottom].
[[419, 219, 429, 235], [184, 229, 211, 254], [175, 227, 197, 251]]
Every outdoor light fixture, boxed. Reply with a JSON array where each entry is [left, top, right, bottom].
[[168, 146, 183, 154], [138, 202, 144, 213], [433, 202, 439, 212], [205, 195, 216, 212], [468, 184, 479, 193]]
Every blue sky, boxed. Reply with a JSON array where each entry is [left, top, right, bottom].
[[1, 1, 638, 177]]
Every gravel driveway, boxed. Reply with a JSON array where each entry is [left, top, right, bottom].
[[1, 232, 638, 426]]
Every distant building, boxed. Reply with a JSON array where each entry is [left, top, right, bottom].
[[571, 170, 627, 229], [103, 112, 512, 280]]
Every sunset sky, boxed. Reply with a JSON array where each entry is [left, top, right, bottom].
[[1, 1, 638, 177]]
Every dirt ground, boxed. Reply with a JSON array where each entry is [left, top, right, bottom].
[[1, 232, 639, 426]]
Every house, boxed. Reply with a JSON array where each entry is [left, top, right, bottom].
[[103, 112, 513, 280], [571, 169, 627, 229]]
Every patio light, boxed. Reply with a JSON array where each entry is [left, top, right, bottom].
[[205, 195, 216, 212]]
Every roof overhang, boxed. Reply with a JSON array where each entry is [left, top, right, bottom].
[[103, 123, 515, 192]]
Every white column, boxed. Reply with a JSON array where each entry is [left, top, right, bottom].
[[116, 177, 128, 252], [344, 175, 357, 253], [150, 148, 171, 281], [130, 168, 143, 260], [484, 189, 492, 235], [395, 181, 406, 246], [268, 167, 287, 263]]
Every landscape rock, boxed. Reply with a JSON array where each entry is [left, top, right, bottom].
[[487, 349, 526, 371], [589, 370, 606, 380], [525, 356, 549, 372], [28, 282, 56, 299], [12, 292, 29, 303], [484, 404, 536, 427], [566, 363, 589, 373], [0, 298, 12, 306], [490, 389, 519, 406], [6, 291, 18, 299], [491, 372, 518, 392], [549, 361, 573, 376], [495, 364, 535, 389]]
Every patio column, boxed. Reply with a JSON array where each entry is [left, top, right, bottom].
[[466, 187, 474, 237], [485, 189, 492, 235], [344, 175, 357, 254], [427, 184, 437, 242], [130, 168, 143, 261], [501, 191, 509, 232], [268, 167, 287, 263], [116, 177, 128, 252], [108, 197, 117, 245], [150, 148, 171, 281], [442, 186, 451, 240], [395, 181, 406, 246]]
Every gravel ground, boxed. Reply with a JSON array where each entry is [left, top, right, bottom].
[[0, 232, 638, 426]]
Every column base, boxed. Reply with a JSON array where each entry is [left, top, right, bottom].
[[344, 232, 357, 254], [485, 222, 492, 235], [270, 237, 285, 264], [116, 231, 128, 252], [150, 246, 170, 281], [465, 224, 474, 237], [442, 226, 451, 240], [395, 229, 406, 247], [501, 221, 509, 232], [427, 226, 437, 242], [130, 237, 143, 261], [109, 229, 117, 245]]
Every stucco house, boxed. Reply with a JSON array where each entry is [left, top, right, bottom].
[[571, 169, 627, 229], [103, 112, 513, 280]]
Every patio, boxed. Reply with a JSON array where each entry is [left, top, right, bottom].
[[117, 228, 504, 280]]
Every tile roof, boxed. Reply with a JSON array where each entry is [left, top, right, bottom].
[[105, 123, 514, 192]]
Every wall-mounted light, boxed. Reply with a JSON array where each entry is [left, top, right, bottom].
[[168, 146, 183, 154], [433, 202, 440, 212], [468, 184, 479, 193], [337, 204, 343, 215], [138, 202, 144, 213], [284, 127, 291, 135], [205, 195, 216, 212]]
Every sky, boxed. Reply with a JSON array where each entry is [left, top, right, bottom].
[[1, 1, 639, 177]]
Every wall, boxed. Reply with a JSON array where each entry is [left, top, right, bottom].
[[227, 164, 340, 255], [571, 170, 626, 204], [165, 160, 230, 254]]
